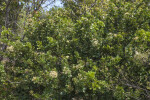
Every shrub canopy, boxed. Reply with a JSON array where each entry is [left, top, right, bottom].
[[1, 0, 150, 100]]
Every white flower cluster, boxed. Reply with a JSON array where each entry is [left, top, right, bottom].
[[63, 67, 71, 75], [92, 38, 99, 47], [134, 51, 148, 63], [7, 46, 14, 52], [73, 64, 83, 69], [66, 40, 70, 43], [113, 34, 117, 37], [1, 57, 9, 64], [65, 56, 69, 59], [32, 77, 37, 81], [134, 37, 139, 40], [148, 2, 150, 6], [49, 71, 58, 78]]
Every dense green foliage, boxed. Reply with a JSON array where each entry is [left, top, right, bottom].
[[0, 0, 150, 99]]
